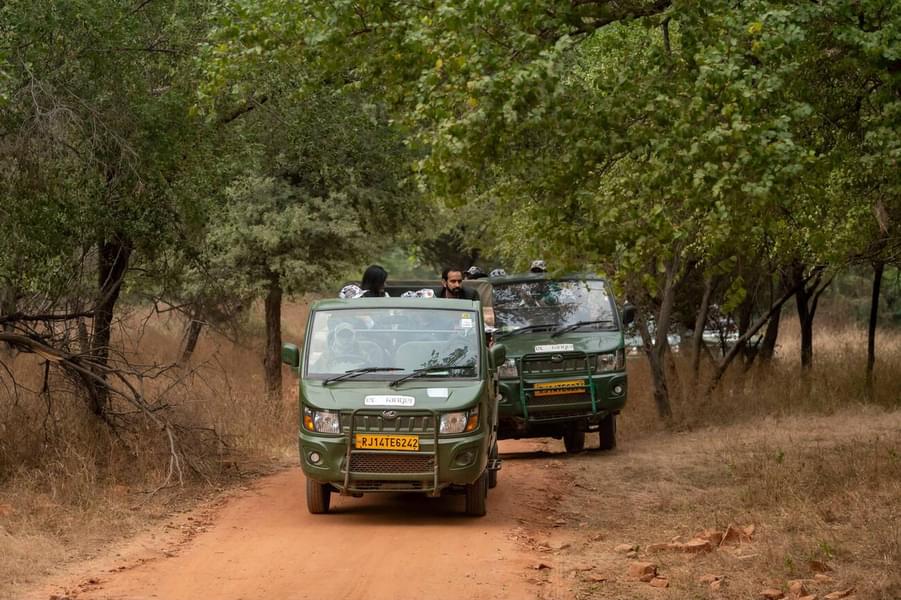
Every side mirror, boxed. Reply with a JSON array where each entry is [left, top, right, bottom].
[[489, 344, 507, 369], [281, 343, 300, 368], [621, 304, 636, 327]]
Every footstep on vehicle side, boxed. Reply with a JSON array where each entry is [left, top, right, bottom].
[[282, 296, 505, 516]]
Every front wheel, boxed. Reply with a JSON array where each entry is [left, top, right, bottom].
[[465, 470, 488, 517], [306, 478, 331, 514], [563, 429, 585, 453], [597, 414, 617, 451]]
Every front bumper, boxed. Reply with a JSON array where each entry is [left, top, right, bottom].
[[497, 370, 627, 436], [299, 409, 489, 495]]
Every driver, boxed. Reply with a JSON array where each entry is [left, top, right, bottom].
[[321, 320, 369, 371]]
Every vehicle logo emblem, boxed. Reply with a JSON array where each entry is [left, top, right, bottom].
[[381, 410, 399, 420], [551, 354, 564, 363]]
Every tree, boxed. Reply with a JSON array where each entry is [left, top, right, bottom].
[[204, 0, 901, 419], [203, 89, 420, 402], [0, 0, 228, 416]]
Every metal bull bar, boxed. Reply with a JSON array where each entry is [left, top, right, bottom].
[[517, 351, 598, 421], [341, 407, 441, 494]]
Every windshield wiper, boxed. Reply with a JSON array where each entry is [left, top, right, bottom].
[[551, 320, 615, 338], [389, 364, 474, 387], [496, 323, 556, 339], [323, 367, 403, 386]]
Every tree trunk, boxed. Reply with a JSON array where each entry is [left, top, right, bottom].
[[758, 305, 781, 365], [791, 264, 832, 372], [690, 277, 714, 384], [638, 315, 672, 421], [707, 282, 800, 395], [737, 293, 755, 367], [179, 313, 204, 365], [0, 282, 16, 356], [795, 285, 814, 370], [867, 260, 884, 389], [635, 255, 680, 422], [88, 238, 132, 417], [263, 273, 283, 404], [77, 318, 91, 354]]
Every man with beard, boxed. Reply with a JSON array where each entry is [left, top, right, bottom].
[[437, 267, 479, 300]]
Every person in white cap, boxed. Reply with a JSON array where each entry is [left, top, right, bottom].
[[530, 259, 547, 273], [465, 265, 487, 280]]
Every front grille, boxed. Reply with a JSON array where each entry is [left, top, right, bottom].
[[522, 354, 591, 375], [349, 453, 434, 473], [529, 410, 594, 421], [340, 413, 436, 433], [530, 393, 592, 406], [352, 480, 425, 491]]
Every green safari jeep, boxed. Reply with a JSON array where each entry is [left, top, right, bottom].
[[489, 273, 634, 452], [282, 296, 506, 516]]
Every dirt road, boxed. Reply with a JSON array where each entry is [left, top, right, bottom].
[[18, 411, 899, 600], [24, 440, 570, 600]]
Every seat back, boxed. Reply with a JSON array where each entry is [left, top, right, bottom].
[[357, 340, 386, 366], [394, 341, 446, 371]]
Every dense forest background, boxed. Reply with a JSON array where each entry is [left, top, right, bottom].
[[1, 0, 899, 497]]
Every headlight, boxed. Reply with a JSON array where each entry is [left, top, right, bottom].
[[594, 349, 625, 372], [303, 406, 341, 434], [497, 358, 519, 379], [440, 406, 479, 434]]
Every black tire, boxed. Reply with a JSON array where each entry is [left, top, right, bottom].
[[465, 470, 488, 517], [488, 442, 499, 489], [306, 478, 331, 514], [563, 429, 585, 453], [597, 414, 617, 451]]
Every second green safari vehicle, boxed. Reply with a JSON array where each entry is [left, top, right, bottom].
[[489, 273, 634, 453], [282, 297, 505, 516]]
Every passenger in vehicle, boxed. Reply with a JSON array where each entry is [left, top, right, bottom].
[[464, 265, 487, 279], [360, 264, 389, 297], [530, 259, 547, 273], [437, 267, 479, 300], [314, 319, 383, 371], [338, 283, 363, 299]]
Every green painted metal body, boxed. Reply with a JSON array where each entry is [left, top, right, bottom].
[[292, 297, 499, 496], [489, 274, 629, 440]]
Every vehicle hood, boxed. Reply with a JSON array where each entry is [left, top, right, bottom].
[[497, 330, 624, 359], [301, 379, 485, 411]]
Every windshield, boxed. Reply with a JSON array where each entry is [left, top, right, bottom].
[[492, 279, 617, 332], [305, 308, 481, 379]]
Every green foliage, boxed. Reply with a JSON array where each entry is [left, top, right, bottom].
[[206, 176, 369, 295], [0, 0, 228, 304]]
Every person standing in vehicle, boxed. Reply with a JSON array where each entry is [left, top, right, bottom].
[[438, 267, 478, 300], [360, 265, 389, 297], [530, 259, 547, 273], [464, 265, 487, 280]]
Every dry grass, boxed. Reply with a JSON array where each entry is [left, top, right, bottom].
[[555, 410, 901, 600], [555, 315, 901, 600], [0, 301, 310, 594], [620, 318, 901, 440]]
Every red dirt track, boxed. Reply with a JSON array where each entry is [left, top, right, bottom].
[[24, 441, 562, 600]]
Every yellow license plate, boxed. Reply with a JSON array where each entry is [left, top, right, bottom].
[[354, 434, 420, 451], [534, 380, 586, 396]]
